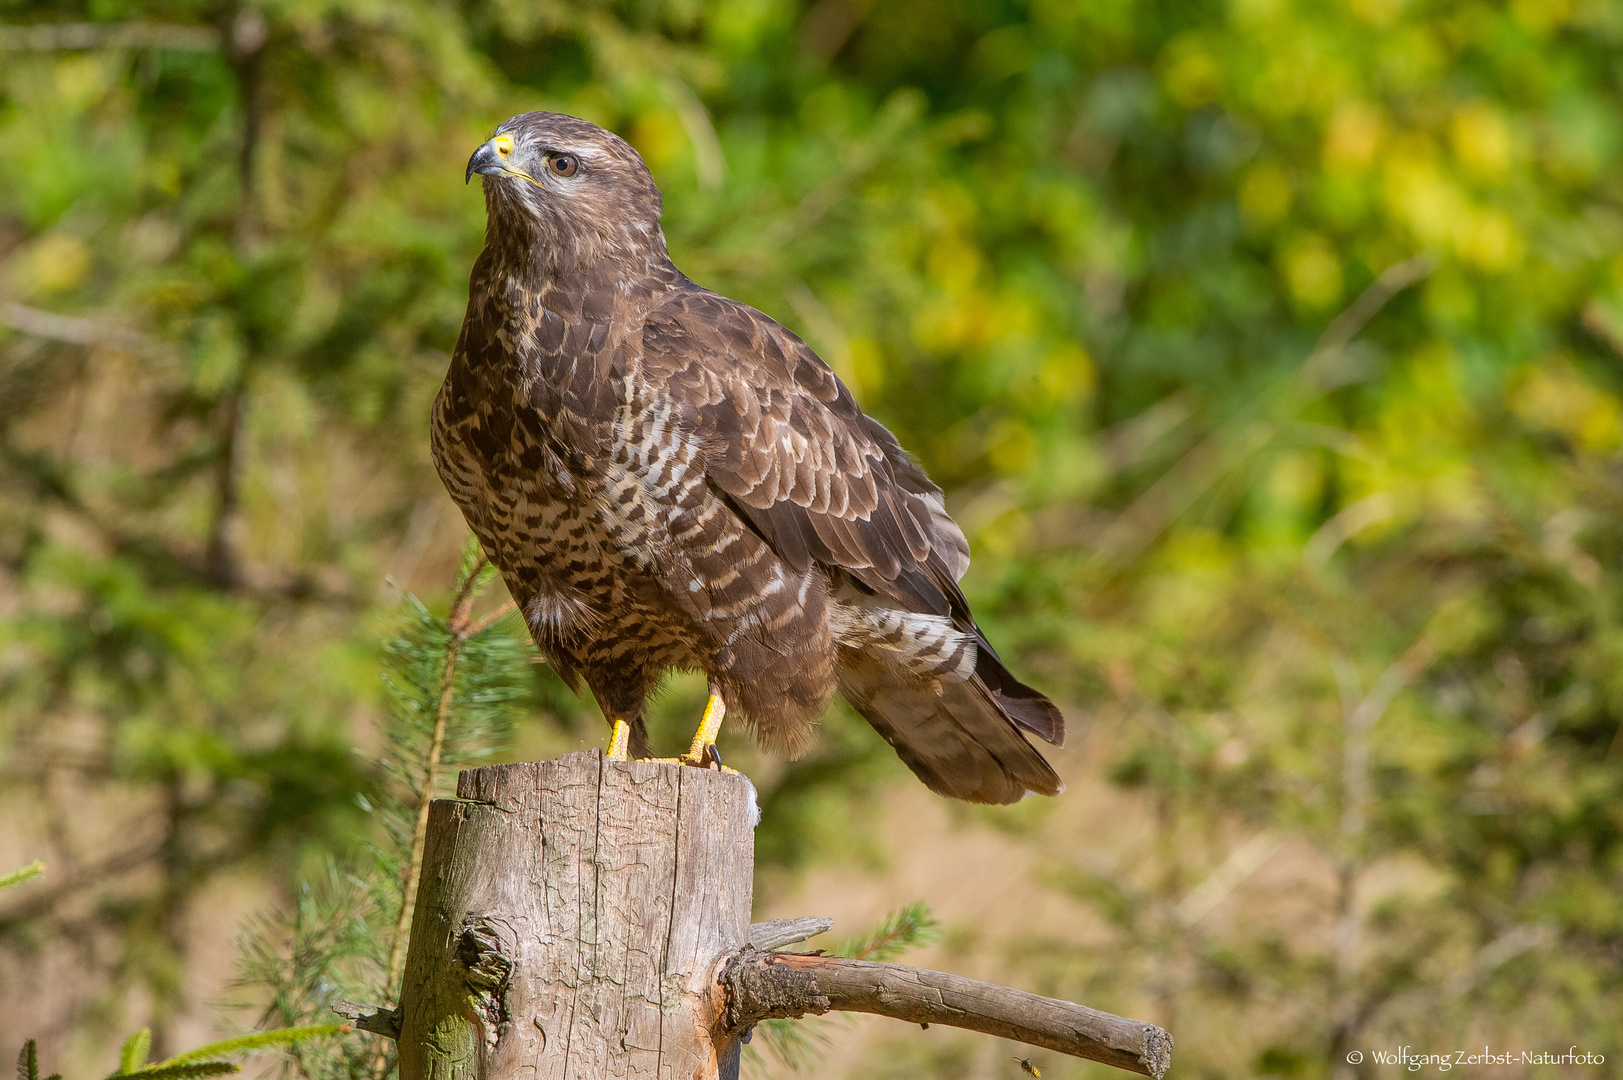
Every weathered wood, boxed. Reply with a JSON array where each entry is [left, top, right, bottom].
[[721, 949, 1173, 1079], [396, 751, 757, 1080], [746, 916, 833, 951], [331, 1000, 401, 1040], [392, 752, 1174, 1080]]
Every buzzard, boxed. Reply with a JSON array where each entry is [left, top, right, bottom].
[[434, 112, 1064, 803]]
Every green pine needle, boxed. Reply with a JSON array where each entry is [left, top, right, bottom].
[[837, 901, 939, 962], [105, 1063, 239, 1080], [455, 537, 498, 594], [157, 1026, 346, 1067], [117, 1031, 150, 1075], [0, 863, 44, 892], [16, 1042, 59, 1080], [748, 1017, 829, 1072]]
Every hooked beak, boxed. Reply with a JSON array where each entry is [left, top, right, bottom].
[[465, 133, 538, 186]]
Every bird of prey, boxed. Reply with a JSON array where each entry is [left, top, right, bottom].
[[434, 112, 1064, 803]]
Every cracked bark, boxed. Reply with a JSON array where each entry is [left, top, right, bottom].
[[722, 950, 1172, 1078], [397, 752, 754, 1080]]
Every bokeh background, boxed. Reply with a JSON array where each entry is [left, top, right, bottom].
[[3, 0, 1622, 1076]]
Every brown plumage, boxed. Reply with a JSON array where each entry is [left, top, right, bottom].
[[433, 111, 1064, 803]]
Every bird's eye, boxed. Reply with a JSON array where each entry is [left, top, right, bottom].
[[550, 155, 578, 177]]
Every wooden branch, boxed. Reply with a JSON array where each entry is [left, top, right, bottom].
[[0, 22, 219, 51], [722, 949, 1173, 1079], [0, 302, 162, 354], [747, 916, 833, 950]]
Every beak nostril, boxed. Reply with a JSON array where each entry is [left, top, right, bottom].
[[466, 133, 536, 186]]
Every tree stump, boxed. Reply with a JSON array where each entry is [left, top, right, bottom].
[[392, 751, 1172, 1080], [397, 753, 755, 1080]]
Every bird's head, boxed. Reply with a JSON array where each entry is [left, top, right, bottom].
[[466, 112, 669, 278]]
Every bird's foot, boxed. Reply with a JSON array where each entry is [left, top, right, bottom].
[[641, 755, 741, 776], [677, 693, 726, 769], [605, 718, 634, 761], [680, 742, 723, 770]]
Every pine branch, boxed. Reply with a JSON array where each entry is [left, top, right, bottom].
[[118, 1032, 151, 1075], [229, 863, 384, 1080], [157, 1026, 347, 1066], [748, 1018, 830, 1073], [105, 1063, 238, 1080], [17, 1039, 60, 1080], [367, 540, 523, 1080], [16, 1024, 343, 1080], [838, 901, 938, 962], [381, 543, 491, 1000], [0, 862, 45, 892], [461, 600, 517, 639]]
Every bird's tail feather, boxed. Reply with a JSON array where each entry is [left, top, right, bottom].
[[837, 656, 1063, 805], [971, 637, 1066, 746]]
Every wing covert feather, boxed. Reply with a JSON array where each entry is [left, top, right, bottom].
[[643, 289, 966, 615]]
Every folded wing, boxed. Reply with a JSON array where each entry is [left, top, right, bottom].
[[641, 288, 1065, 802]]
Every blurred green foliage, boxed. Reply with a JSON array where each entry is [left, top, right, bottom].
[[14, 1024, 345, 1080], [7, 868, 345, 1080], [2, 0, 1622, 1075]]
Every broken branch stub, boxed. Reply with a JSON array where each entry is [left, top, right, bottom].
[[746, 915, 833, 950]]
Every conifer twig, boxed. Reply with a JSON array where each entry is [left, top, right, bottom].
[[838, 900, 937, 962], [118, 1030, 152, 1076], [0, 861, 45, 892], [461, 600, 517, 639], [382, 555, 489, 998], [18, 1038, 62, 1080], [371, 565, 483, 1078], [158, 1025, 350, 1066]]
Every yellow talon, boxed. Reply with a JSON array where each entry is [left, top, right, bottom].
[[606, 718, 633, 760], [680, 693, 726, 766]]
